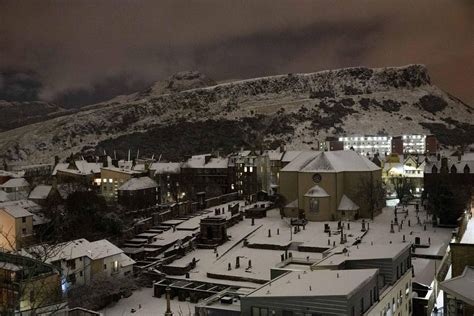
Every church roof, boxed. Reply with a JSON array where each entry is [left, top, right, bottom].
[[304, 185, 330, 198]]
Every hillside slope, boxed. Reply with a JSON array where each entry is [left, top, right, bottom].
[[0, 65, 472, 162], [0, 100, 70, 132]]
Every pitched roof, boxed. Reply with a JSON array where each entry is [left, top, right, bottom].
[[439, 266, 474, 306], [0, 205, 33, 218], [424, 159, 474, 174], [0, 190, 9, 202], [40, 238, 133, 263], [118, 177, 158, 191], [29, 185, 52, 200], [53, 161, 102, 176], [281, 151, 303, 163], [304, 185, 330, 198], [267, 150, 284, 161], [338, 195, 359, 211], [0, 178, 30, 188], [282, 151, 380, 173]]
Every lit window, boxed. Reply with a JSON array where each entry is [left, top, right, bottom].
[[113, 261, 119, 272], [244, 167, 248, 172], [109, 178, 113, 183]]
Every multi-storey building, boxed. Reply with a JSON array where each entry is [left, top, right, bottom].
[[149, 162, 183, 203], [241, 243, 413, 316], [322, 134, 438, 156], [0, 204, 34, 251], [28, 238, 135, 291], [229, 150, 269, 198], [0, 252, 64, 315], [99, 166, 146, 201], [117, 176, 159, 209], [180, 154, 232, 199]]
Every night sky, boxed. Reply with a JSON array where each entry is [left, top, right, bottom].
[[1, 0, 473, 107]]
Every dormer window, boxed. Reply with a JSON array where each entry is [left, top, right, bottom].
[[450, 165, 457, 174], [431, 165, 438, 173], [464, 164, 471, 174]]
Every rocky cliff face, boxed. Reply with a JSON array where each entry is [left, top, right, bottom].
[[0, 65, 472, 162]]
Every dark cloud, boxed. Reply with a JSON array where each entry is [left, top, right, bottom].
[[52, 74, 148, 108], [0, 69, 42, 102], [0, 0, 472, 106]]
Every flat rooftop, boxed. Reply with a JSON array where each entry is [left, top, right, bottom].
[[247, 269, 378, 298], [314, 243, 410, 267]]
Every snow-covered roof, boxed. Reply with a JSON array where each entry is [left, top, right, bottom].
[[0, 199, 41, 211], [53, 161, 102, 176], [29, 185, 52, 200], [460, 152, 474, 161], [281, 151, 303, 163], [132, 164, 146, 171], [150, 162, 182, 174], [183, 154, 229, 169], [282, 151, 380, 173], [338, 195, 359, 211], [460, 217, 474, 244], [304, 185, 330, 198], [118, 177, 158, 191], [315, 243, 410, 267], [248, 269, 378, 298], [40, 238, 133, 263], [0, 190, 9, 202], [439, 266, 474, 306], [75, 160, 102, 174], [0, 205, 33, 218], [285, 199, 298, 208], [101, 166, 143, 175], [89, 239, 126, 260], [52, 163, 68, 176], [424, 159, 474, 174], [0, 178, 30, 188], [267, 150, 283, 161]]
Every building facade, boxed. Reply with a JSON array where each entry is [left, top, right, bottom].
[[279, 151, 382, 221]]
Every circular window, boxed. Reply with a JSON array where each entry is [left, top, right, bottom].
[[312, 173, 322, 183]]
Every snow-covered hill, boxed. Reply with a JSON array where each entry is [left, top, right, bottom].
[[0, 100, 69, 132], [1, 65, 472, 162]]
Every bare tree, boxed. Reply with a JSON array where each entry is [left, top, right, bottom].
[[390, 176, 414, 203], [356, 175, 386, 220]]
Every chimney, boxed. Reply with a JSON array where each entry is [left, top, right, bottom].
[[441, 157, 448, 171]]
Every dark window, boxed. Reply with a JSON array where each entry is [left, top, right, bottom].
[[450, 165, 457, 173], [104, 264, 107, 270], [22, 217, 26, 223], [464, 164, 470, 174], [431, 165, 438, 173], [67, 273, 76, 284], [66, 259, 76, 270]]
